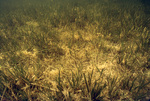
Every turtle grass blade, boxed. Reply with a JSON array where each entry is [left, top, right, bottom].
[[95, 66, 104, 77], [129, 77, 137, 92], [134, 77, 150, 93], [88, 69, 94, 87], [67, 76, 73, 88], [56, 70, 63, 92], [83, 73, 89, 93], [67, 71, 82, 89], [91, 81, 106, 101], [0, 70, 9, 81], [83, 69, 94, 93]]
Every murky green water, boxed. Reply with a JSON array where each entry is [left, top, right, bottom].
[[0, 0, 149, 26]]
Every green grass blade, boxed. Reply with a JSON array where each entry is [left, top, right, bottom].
[[83, 73, 89, 93]]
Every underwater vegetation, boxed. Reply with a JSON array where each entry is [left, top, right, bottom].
[[0, 0, 150, 100]]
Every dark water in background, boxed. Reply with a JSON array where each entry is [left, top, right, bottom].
[[0, 0, 149, 11], [0, 0, 149, 27], [0, 0, 149, 14], [140, 0, 150, 15], [0, 0, 149, 15]]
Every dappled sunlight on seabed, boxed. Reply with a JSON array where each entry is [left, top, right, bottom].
[[0, 0, 149, 100]]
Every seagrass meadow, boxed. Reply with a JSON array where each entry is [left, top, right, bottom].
[[0, 0, 150, 100]]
